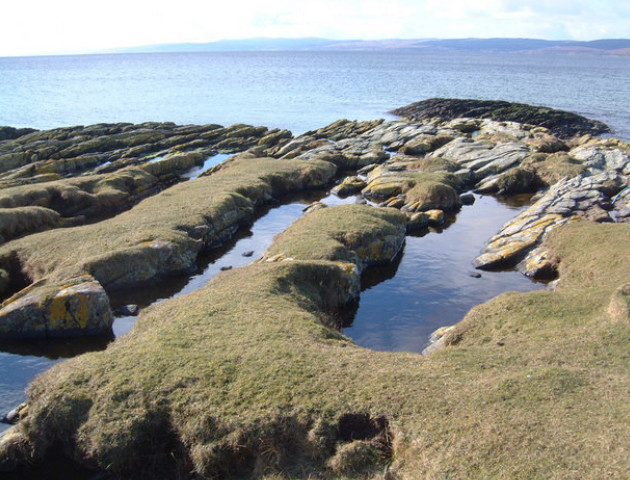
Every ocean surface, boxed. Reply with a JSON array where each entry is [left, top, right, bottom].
[[1, 50, 629, 139], [0, 50, 629, 433]]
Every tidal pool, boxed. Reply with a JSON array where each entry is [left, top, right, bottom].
[[344, 193, 544, 353]]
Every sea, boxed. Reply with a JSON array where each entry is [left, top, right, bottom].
[[1, 50, 629, 139], [0, 50, 629, 433]]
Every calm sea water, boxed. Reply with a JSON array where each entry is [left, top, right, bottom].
[[1, 51, 629, 139], [1, 50, 628, 433]]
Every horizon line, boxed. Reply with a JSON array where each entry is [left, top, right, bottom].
[[3, 36, 630, 59]]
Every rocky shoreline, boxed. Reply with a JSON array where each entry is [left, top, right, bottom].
[[1, 99, 629, 479]]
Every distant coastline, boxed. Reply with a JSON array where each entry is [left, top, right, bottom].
[[108, 37, 630, 56]]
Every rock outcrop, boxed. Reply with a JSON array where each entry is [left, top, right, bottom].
[[391, 98, 611, 138], [0, 275, 112, 339], [474, 144, 629, 277]]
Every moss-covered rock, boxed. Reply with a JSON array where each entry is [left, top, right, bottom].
[[0, 156, 337, 337], [495, 167, 540, 195], [402, 181, 461, 212], [521, 152, 585, 186], [263, 204, 406, 271], [331, 176, 366, 197], [0, 207, 61, 243], [398, 133, 453, 155]]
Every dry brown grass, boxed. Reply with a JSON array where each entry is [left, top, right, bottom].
[[0, 156, 337, 294], [2, 207, 627, 479]]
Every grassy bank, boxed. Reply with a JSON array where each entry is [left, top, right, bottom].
[[2, 206, 628, 479]]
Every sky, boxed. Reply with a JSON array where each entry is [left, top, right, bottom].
[[2, 0, 629, 57]]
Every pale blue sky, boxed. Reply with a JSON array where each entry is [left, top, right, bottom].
[[2, 0, 629, 56]]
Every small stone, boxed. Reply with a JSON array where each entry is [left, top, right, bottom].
[[496, 339, 505, 346], [331, 176, 367, 197], [460, 193, 476, 205], [406, 212, 429, 233], [114, 304, 140, 316], [468, 271, 482, 278], [242, 250, 255, 257], [1, 403, 27, 425], [425, 209, 445, 226], [220, 266, 233, 271], [303, 202, 327, 214]]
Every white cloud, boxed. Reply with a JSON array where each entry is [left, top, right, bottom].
[[1, 0, 629, 56]]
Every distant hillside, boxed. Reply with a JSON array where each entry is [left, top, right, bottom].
[[411, 38, 630, 52], [112, 37, 630, 56]]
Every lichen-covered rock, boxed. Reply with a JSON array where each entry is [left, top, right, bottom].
[[0, 275, 112, 339], [570, 146, 630, 174], [475, 167, 628, 273], [399, 133, 453, 155], [306, 118, 384, 141], [398, 155, 459, 173], [425, 209, 446, 226], [431, 137, 531, 179], [331, 176, 366, 197], [406, 211, 429, 232], [519, 247, 559, 279], [474, 214, 564, 270], [0, 122, 284, 185]]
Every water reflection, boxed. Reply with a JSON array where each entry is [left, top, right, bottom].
[[0, 335, 111, 360], [343, 193, 545, 353]]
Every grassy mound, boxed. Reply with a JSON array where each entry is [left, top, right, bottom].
[[2, 209, 629, 479]]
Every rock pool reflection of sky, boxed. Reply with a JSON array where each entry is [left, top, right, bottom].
[[345, 193, 544, 353]]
